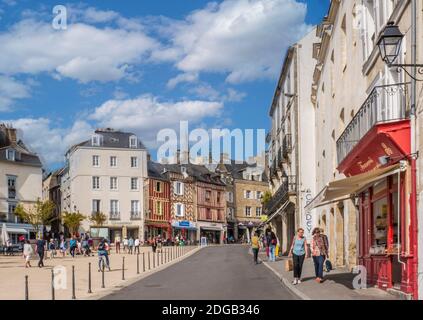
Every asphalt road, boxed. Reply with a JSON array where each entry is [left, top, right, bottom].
[[102, 245, 298, 300]]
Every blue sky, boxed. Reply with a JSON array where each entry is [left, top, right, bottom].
[[0, 0, 329, 170]]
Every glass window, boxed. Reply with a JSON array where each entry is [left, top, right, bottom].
[[110, 177, 118, 190], [245, 206, 251, 217], [256, 207, 262, 217], [373, 197, 388, 247], [155, 181, 161, 192], [131, 200, 140, 216], [131, 157, 138, 168], [92, 155, 99, 167], [175, 203, 184, 217], [129, 136, 137, 148], [92, 176, 100, 190], [6, 149, 15, 161], [110, 156, 117, 167], [131, 177, 138, 190], [92, 200, 101, 213]]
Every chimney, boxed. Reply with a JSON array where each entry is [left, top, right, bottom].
[[176, 149, 181, 164], [1, 125, 17, 144]]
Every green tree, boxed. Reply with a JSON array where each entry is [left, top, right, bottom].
[[261, 190, 272, 206], [14, 199, 56, 237], [89, 211, 107, 227], [62, 211, 86, 235]]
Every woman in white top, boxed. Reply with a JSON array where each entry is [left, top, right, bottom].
[[23, 240, 34, 268]]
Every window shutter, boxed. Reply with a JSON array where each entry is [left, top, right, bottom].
[[180, 182, 184, 195]]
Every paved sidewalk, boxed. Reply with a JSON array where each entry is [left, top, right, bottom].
[[0, 245, 199, 300], [257, 251, 399, 300]]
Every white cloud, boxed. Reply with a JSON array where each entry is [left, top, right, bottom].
[[0, 76, 30, 111], [1, 118, 93, 166], [189, 84, 246, 102], [89, 94, 223, 147], [155, 0, 311, 83], [0, 19, 159, 83], [166, 72, 198, 89]]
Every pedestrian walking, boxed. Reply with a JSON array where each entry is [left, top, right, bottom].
[[69, 236, 77, 258], [128, 237, 134, 254], [123, 237, 128, 253], [134, 237, 140, 254], [268, 231, 277, 262], [151, 237, 157, 253], [23, 240, 33, 268], [48, 239, 56, 259], [251, 231, 260, 264], [59, 238, 67, 257], [311, 227, 328, 283], [288, 228, 309, 285], [115, 235, 121, 254], [35, 236, 46, 268], [97, 238, 111, 271]]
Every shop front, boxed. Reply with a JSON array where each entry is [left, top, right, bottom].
[[197, 221, 225, 244], [145, 221, 171, 241], [171, 220, 197, 244], [307, 115, 416, 298]]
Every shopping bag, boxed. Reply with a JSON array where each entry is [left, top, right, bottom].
[[285, 259, 293, 272], [275, 245, 280, 257]]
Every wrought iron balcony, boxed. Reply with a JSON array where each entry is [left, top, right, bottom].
[[109, 212, 120, 220], [282, 134, 292, 159], [277, 148, 283, 167], [264, 181, 289, 215], [130, 211, 141, 220], [336, 83, 408, 165]]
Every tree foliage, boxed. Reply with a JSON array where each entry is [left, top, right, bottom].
[[89, 211, 107, 227], [14, 199, 56, 236], [261, 190, 272, 206], [62, 211, 86, 235]]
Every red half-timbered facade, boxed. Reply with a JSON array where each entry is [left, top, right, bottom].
[[146, 161, 171, 240]]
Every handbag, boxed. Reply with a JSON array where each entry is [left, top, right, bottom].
[[325, 259, 333, 272], [285, 259, 293, 272]]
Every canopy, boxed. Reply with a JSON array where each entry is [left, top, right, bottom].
[[305, 164, 401, 211], [6, 227, 29, 234], [259, 199, 290, 227]]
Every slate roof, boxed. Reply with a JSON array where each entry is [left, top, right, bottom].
[[217, 160, 268, 182], [161, 163, 226, 186], [66, 128, 146, 155], [147, 160, 168, 181], [0, 129, 42, 167]]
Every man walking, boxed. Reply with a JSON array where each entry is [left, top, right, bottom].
[[128, 237, 134, 255], [134, 237, 140, 254], [35, 236, 46, 268]]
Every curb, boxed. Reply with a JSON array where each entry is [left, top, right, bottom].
[[83, 246, 203, 300], [260, 259, 311, 300], [248, 249, 311, 300]]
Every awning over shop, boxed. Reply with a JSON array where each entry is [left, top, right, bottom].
[[305, 164, 402, 211], [6, 228, 29, 234], [200, 226, 223, 231], [260, 200, 290, 226]]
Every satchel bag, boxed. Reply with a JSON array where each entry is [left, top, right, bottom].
[[285, 259, 293, 272]]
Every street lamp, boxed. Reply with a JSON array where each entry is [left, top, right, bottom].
[[377, 22, 403, 65], [377, 21, 423, 81]]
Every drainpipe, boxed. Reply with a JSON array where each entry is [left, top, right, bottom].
[[410, 0, 419, 300]]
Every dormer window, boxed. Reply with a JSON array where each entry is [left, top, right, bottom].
[[6, 149, 15, 161], [181, 166, 187, 175], [129, 135, 137, 148], [92, 134, 102, 146]]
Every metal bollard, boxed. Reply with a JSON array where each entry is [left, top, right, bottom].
[[143, 252, 145, 272], [51, 269, 55, 300], [72, 266, 76, 300], [153, 252, 155, 268], [148, 252, 151, 270], [88, 262, 92, 293], [25, 275, 29, 300], [137, 253, 140, 274], [122, 257, 125, 280], [101, 265, 105, 288]]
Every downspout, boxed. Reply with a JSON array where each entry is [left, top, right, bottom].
[[410, 0, 419, 300]]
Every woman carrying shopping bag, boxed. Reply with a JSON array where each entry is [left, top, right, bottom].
[[288, 228, 309, 285], [311, 227, 328, 283]]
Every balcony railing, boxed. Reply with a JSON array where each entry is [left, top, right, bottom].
[[277, 148, 283, 167], [109, 212, 120, 220], [336, 83, 409, 165], [130, 211, 141, 220]]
